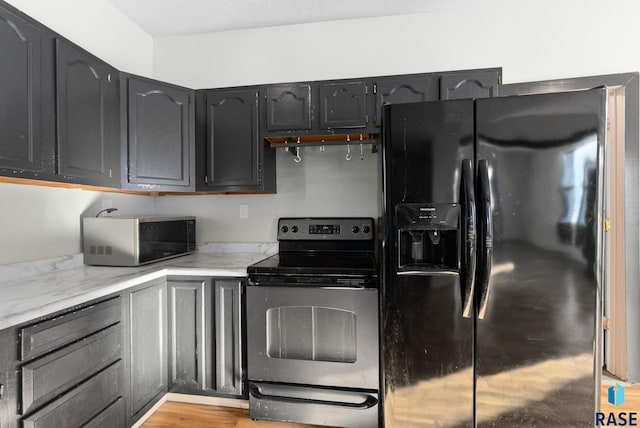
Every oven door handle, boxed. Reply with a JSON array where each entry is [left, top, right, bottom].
[[249, 384, 378, 409]]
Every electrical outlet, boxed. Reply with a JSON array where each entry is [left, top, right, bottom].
[[239, 204, 249, 219]]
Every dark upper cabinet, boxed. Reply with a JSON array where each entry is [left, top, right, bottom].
[[262, 80, 376, 138], [125, 278, 167, 423], [123, 75, 195, 191], [318, 81, 368, 130], [196, 88, 275, 192], [55, 39, 120, 187], [0, 3, 54, 179], [264, 84, 312, 132], [439, 69, 501, 100], [371, 74, 439, 127]]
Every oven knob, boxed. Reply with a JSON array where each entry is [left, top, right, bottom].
[[281, 225, 289, 233], [362, 225, 371, 234], [352, 226, 360, 233], [291, 226, 298, 233]]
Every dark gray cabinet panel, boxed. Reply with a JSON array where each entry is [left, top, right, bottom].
[[124, 75, 194, 191], [22, 361, 122, 428], [264, 84, 312, 132], [21, 324, 121, 414], [318, 81, 368, 130], [372, 75, 439, 126], [0, 328, 19, 428], [167, 278, 209, 393], [83, 397, 125, 428], [439, 69, 501, 100], [0, 3, 53, 179], [214, 279, 243, 395], [199, 88, 272, 191], [126, 278, 167, 421], [20, 296, 120, 361], [55, 39, 120, 187]]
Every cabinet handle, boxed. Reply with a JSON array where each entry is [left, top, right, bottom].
[[109, 168, 112, 178], [0, 383, 4, 399]]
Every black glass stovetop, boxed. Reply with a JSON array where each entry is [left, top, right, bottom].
[[247, 252, 378, 278]]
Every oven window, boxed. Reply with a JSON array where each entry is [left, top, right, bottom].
[[266, 306, 357, 363]]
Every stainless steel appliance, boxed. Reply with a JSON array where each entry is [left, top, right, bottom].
[[382, 89, 607, 426], [247, 218, 379, 428], [83, 216, 196, 266]]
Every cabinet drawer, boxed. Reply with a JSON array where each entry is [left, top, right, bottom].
[[21, 297, 120, 360], [83, 397, 125, 428], [22, 360, 122, 428], [21, 324, 122, 414]]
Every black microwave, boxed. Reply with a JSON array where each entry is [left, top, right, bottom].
[[83, 216, 196, 266]]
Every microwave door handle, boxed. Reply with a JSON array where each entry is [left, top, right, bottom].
[[477, 159, 494, 320], [460, 159, 477, 319]]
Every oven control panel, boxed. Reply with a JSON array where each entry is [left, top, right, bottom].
[[278, 218, 374, 241]]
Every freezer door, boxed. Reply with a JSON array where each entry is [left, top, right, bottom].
[[475, 89, 606, 426], [382, 99, 475, 427]]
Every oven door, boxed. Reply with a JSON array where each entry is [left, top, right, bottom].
[[246, 284, 379, 390]]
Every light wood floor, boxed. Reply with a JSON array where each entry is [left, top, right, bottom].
[[142, 383, 640, 428]]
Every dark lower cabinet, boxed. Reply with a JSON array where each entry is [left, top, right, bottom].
[[0, 2, 54, 179], [0, 327, 19, 428], [197, 88, 275, 192], [0, 295, 124, 428], [213, 279, 243, 396], [125, 278, 167, 424], [167, 277, 209, 393], [55, 39, 120, 187], [167, 276, 244, 398], [122, 74, 195, 191]]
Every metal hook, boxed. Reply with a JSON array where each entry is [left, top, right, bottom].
[[320, 139, 325, 152], [360, 143, 364, 160], [294, 146, 301, 163], [346, 144, 352, 161]]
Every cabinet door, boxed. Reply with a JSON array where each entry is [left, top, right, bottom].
[[203, 89, 261, 189], [264, 84, 312, 132], [0, 5, 50, 178], [55, 39, 119, 187], [167, 278, 209, 394], [318, 81, 368, 130], [126, 279, 167, 421], [214, 279, 243, 396], [439, 69, 501, 100], [373, 75, 439, 127], [0, 328, 19, 428], [127, 76, 193, 189]]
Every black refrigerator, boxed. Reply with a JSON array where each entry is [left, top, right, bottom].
[[381, 88, 607, 427]]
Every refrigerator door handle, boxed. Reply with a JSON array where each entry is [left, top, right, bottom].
[[477, 159, 494, 320], [461, 159, 476, 318]]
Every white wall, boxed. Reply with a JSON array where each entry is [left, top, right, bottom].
[[155, 146, 380, 243], [153, 0, 640, 89], [4, 0, 154, 76], [0, 0, 155, 265]]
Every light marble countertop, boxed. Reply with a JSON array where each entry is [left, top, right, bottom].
[[0, 251, 270, 331]]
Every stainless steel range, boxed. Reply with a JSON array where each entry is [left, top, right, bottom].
[[246, 217, 379, 428]]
